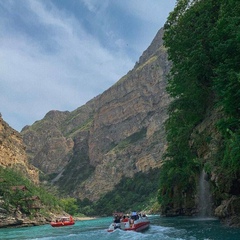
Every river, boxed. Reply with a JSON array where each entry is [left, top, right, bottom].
[[0, 215, 240, 240]]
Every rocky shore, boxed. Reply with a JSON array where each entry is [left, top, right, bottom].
[[0, 216, 49, 228], [0, 206, 96, 228], [0, 206, 50, 228], [215, 196, 240, 228]]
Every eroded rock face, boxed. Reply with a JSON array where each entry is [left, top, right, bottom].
[[189, 108, 240, 226], [0, 116, 39, 184], [21, 28, 171, 201], [22, 110, 73, 174], [215, 196, 240, 227]]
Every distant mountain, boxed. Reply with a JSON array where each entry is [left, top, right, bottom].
[[21, 27, 171, 201]]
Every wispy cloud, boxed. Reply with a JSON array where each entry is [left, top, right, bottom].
[[0, 0, 175, 131]]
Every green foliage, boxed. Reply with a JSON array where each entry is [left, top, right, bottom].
[[111, 128, 147, 152], [77, 198, 95, 216], [159, 0, 240, 213], [59, 197, 78, 215], [212, 0, 240, 117], [135, 56, 158, 71], [0, 167, 62, 214], [158, 0, 221, 212], [78, 168, 160, 216], [221, 129, 240, 176], [67, 117, 93, 137], [211, 0, 240, 177], [56, 149, 95, 195]]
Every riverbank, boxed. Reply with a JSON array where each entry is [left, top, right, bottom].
[[0, 214, 49, 228], [0, 211, 97, 228]]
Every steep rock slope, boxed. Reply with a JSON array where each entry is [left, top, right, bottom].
[[0, 116, 39, 184], [21, 28, 171, 201]]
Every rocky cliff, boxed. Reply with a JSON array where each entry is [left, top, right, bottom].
[[21, 28, 171, 201], [0, 116, 39, 184]]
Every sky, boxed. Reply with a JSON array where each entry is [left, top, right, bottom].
[[0, 0, 176, 132]]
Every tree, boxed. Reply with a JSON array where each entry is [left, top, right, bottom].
[[211, 0, 240, 175], [158, 0, 221, 213], [59, 198, 78, 215]]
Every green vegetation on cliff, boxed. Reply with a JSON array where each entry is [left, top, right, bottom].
[[56, 150, 95, 194], [0, 167, 62, 216], [77, 168, 160, 216], [158, 0, 240, 214]]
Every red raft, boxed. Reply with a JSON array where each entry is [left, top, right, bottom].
[[50, 216, 75, 227], [107, 213, 150, 232]]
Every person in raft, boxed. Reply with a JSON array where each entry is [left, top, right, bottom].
[[121, 215, 129, 222]]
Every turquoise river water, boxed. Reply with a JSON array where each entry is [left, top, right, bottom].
[[0, 215, 240, 240]]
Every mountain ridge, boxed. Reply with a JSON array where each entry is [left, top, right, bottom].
[[21, 27, 171, 201]]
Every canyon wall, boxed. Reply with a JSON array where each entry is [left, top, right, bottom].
[[0, 116, 39, 184], [21, 28, 171, 200]]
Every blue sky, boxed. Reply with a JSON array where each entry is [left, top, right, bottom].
[[0, 0, 176, 132]]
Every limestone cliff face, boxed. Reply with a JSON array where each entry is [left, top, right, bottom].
[[0, 116, 39, 184], [21, 28, 171, 200], [22, 110, 74, 174]]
